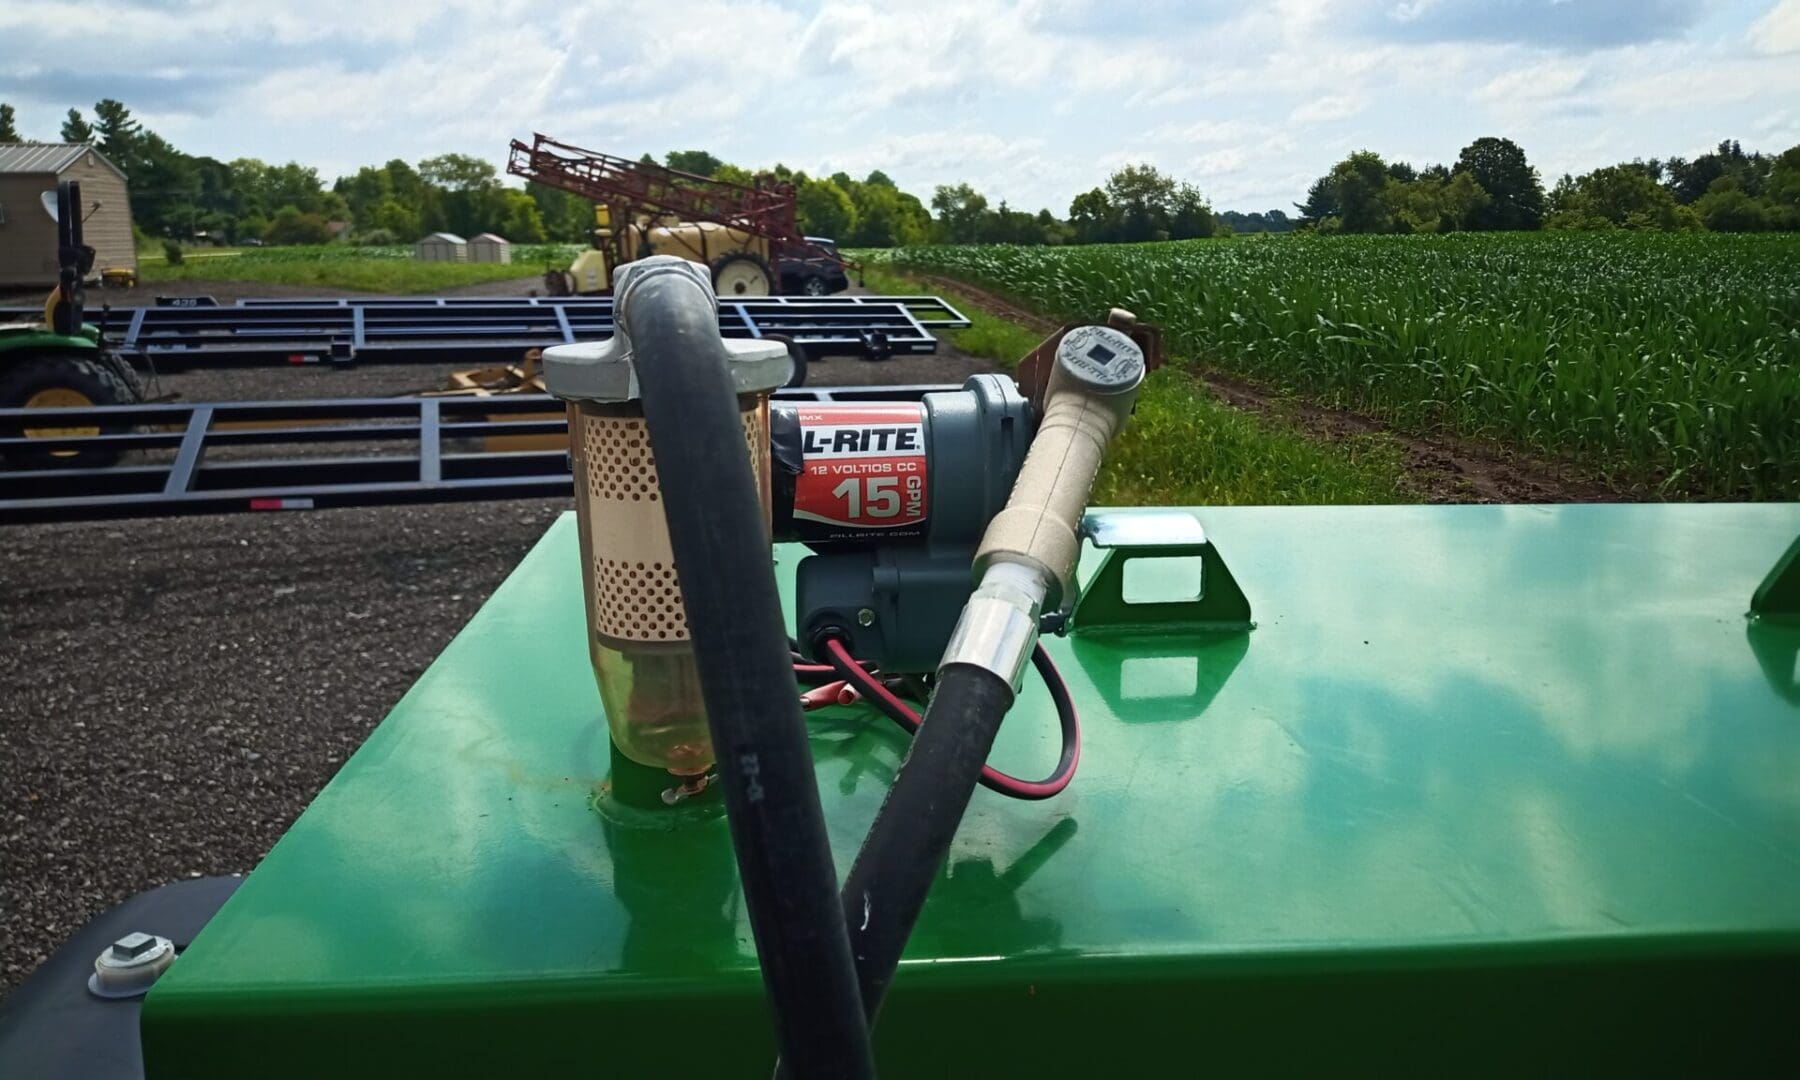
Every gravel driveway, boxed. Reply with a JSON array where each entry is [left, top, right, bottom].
[[0, 281, 996, 993]]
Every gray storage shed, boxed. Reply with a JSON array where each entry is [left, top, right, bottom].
[[469, 233, 511, 264], [415, 232, 468, 262], [0, 143, 137, 289]]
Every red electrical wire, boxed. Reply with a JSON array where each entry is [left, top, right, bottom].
[[810, 637, 1081, 800]]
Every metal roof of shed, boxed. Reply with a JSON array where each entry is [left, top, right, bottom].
[[0, 142, 126, 178]]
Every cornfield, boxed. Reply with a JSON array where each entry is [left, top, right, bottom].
[[884, 233, 1800, 498]]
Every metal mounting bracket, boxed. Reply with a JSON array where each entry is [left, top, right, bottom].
[[1067, 509, 1253, 635], [1749, 534, 1800, 624]]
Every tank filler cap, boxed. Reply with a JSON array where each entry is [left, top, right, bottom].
[[1053, 324, 1145, 395], [543, 255, 790, 403], [87, 931, 176, 999]]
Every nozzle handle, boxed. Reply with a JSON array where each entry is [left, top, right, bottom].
[[973, 324, 1145, 613]]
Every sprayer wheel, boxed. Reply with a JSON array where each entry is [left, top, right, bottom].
[[711, 253, 774, 297]]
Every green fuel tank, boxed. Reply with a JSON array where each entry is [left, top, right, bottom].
[[143, 504, 1800, 1076]]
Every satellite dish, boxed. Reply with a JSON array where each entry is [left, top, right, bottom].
[[40, 190, 58, 222]]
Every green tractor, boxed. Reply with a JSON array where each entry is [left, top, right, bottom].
[[0, 179, 143, 467]]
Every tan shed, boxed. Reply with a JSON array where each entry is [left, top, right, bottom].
[[415, 232, 468, 262], [469, 232, 511, 264], [0, 143, 137, 289]]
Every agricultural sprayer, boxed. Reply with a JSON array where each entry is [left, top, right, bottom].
[[1, 255, 1796, 1078]]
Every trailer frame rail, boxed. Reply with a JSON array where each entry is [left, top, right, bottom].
[[0, 386, 956, 524]]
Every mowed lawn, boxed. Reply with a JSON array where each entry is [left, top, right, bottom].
[[139, 244, 580, 293]]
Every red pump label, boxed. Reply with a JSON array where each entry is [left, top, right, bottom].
[[792, 403, 928, 538]]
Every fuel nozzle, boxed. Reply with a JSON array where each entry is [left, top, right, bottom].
[[942, 322, 1146, 686], [543, 256, 792, 776]]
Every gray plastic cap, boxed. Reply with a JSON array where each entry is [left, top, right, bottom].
[[1053, 324, 1144, 395], [88, 931, 175, 999], [543, 255, 792, 403]]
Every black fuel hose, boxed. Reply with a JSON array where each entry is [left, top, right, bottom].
[[627, 268, 874, 1079], [838, 661, 1017, 1021]]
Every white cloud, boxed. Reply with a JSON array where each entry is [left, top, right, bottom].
[[1192, 146, 1250, 174], [1290, 94, 1365, 126], [1750, 0, 1800, 54], [0, 0, 1793, 215], [1474, 59, 1588, 104]]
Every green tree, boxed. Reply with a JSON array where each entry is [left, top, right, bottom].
[[845, 181, 930, 247], [1104, 163, 1177, 241], [131, 131, 202, 236], [931, 183, 989, 243], [1068, 187, 1115, 243], [61, 109, 93, 143], [370, 196, 423, 239], [1383, 170, 1490, 233], [1545, 166, 1692, 230], [1665, 141, 1759, 203], [335, 163, 396, 226], [235, 212, 269, 244], [1764, 146, 1800, 228], [1323, 151, 1394, 233], [1692, 185, 1774, 232], [526, 180, 596, 243], [795, 176, 856, 239], [1454, 136, 1545, 230], [1169, 181, 1217, 239], [419, 153, 506, 237], [712, 163, 756, 186], [1440, 171, 1491, 230], [263, 205, 334, 244], [0, 103, 20, 143], [1295, 175, 1336, 225], [665, 150, 723, 177], [92, 99, 143, 166], [499, 190, 548, 242]]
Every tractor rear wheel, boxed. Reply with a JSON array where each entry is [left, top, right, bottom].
[[710, 253, 773, 297], [0, 353, 140, 467]]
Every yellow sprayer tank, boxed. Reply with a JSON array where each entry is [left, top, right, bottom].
[[634, 220, 774, 296]]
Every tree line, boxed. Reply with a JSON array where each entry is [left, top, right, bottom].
[[1, 98, 1223, 249], [643, 152, 1223, 247], [1298, 135, 1800, 234], [5, 99, 1792, 248]]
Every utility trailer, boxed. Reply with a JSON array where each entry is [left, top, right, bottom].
[[0, 294, 970, 370], [0, 386, 949, 524]]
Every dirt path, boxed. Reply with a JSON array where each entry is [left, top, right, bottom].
[[1197, 370, 1619, 504], [897, 270, 1623, 504]]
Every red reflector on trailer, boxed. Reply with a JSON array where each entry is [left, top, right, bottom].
[[286, 354, 309, 364], [249, 498, 315, 511]]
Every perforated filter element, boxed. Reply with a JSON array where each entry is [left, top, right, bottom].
[[569, 400, 770, 646]]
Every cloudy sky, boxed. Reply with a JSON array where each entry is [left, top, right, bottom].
[[3, 0, 1798, 214]]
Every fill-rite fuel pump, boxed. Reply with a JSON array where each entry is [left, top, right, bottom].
[[544, 256, 1145, 1076]]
